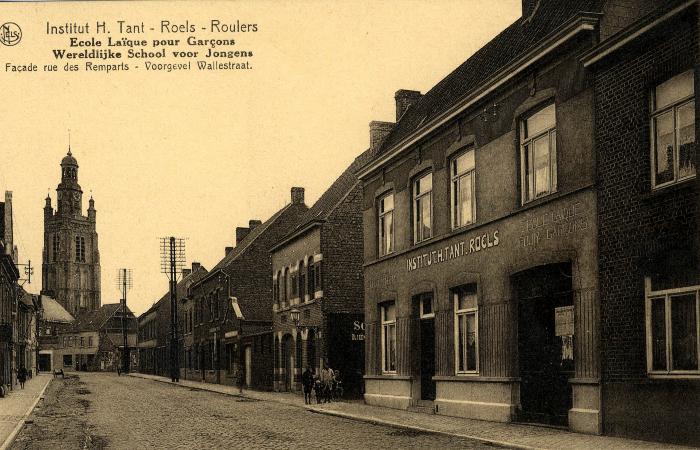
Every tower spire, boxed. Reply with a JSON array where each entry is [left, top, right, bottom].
[[68, 129, 71, 155]]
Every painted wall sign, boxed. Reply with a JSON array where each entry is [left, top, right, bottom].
[[406, 230, 500, 272], [555, 305, 575, 337], [352, 320, 365, 341], [519, 201, 588, 248]]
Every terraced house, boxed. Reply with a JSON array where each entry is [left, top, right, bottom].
[[359, 0, 602, 435]]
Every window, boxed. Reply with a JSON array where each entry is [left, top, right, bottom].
[[381, 302, 397, 373], [418, 293, 434, 319], [454, 284, 478, 374], [52, 234, 60, 262], [291, 270, 299, 301], [413, 173, 433, 243], [75, 236, 86, 262], [283, 268, 289, 306], [63, 354, 73, 367], [299, 260, 306, 300], [88, 337, 93, 347], [521, 103, 557, 203], [308, 261, 316, 296], [80, 337, 85, 347], [314, 259, 322, 293], [378, 193, 395, 256], [451, 149, 476, 229], [646, 283, 699, 375], [651, 70, 696, 188]]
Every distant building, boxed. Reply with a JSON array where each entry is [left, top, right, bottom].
[[42, 150, 101, 316], [0, 191, 21, 393], [271, 152, 370, 396], [37, 294, 75, 373], [137, 263, 208, 377]]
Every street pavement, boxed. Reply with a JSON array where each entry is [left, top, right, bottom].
[[0, 374, 51, 450], [9, 373, 502, 449]]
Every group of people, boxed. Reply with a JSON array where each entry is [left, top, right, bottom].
[[301, 363, 343, 405]]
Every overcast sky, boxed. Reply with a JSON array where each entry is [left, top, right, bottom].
[[1, 0, 520, 314]]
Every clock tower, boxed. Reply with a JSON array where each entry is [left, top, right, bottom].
[[42, 150, 101, 315]]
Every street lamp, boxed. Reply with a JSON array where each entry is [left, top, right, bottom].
[[290, 308, 300, 327]]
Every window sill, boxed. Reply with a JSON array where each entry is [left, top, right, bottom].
[[641, 178, 696, 200], [433, 375, 518, 383], [364, 374, 409, 380]]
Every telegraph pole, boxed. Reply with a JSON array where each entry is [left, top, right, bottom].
[[117, 268, 132, 374], [160, 237, 185, 382]]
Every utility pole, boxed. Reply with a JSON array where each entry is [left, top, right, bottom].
[[117, 268, 132, 374], [160, 237, 185, 382]]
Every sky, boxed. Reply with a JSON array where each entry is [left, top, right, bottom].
[[1, 0, 520, 315]]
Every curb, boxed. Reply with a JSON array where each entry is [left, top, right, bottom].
[[0, 376, 52, 450], [130, 373, 543, 450]]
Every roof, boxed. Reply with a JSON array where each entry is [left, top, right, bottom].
[[274, 149, 373, 250], [375, 0, 604, 157], [142, 265, 209, 319], [209, 204, 295, 273], [41, 295, 74, 323], [73, 303, 136, 332]]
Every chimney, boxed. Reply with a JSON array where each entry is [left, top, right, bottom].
[[225, 246, 234, 256], [370, 121, 395, 153], [236, 227, 250, 245], [291, 187, 305, 205], [249, 219, 262, 230], [395, 90, 422, 121], [182, 268, 192, 278], [522, 0, 538, 18], [191, 262, 201, 272]]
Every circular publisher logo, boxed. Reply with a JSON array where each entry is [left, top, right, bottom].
[[0, 22, 22, 46]]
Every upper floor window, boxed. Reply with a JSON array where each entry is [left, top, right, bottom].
[[521, 103, 557, 203], [451, 149, 476, 229], [646, 283, 699, 375], [378, 193, 394, 256], [75, 236, 85, 262], [413, 173, 433, 243], [299, 260, 306, 300], [651, 70, 696, 188]]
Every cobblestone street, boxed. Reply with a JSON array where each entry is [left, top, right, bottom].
[[9, 373, 503, 449]]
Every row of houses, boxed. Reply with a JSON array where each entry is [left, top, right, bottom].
[[0, 191, 40, 396], [137, 0, 699, 445]]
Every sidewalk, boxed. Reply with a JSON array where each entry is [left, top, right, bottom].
[[0, 374, 51, 450], [129, 372, 691, 449]]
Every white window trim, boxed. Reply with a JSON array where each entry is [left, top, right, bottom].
[[450, 148, 477, 230], [413, 173, 434, 244], [519, 104, 557, 205], [378, 193, 395, 257], [419, 295, 434, 319], [650, 82, 696, 190], [454, 292, 479, 375], [381, 303, 397, 374], [644, 277, 700, 377]]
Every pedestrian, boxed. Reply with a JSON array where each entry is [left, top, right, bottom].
[[17, 366, 27, 389], [235, 365, 244, 394], [320, 362, 334, 403], [313, 376, 323, 404], [302, 366, 314, 405]]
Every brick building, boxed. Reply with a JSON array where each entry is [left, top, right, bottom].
[[582, 0, 700, 445], [137, 262, 207, 377], [37, 294, 75, 373], [183, 188, 308, 390], [358, 0, 602, 434], [271, 151, 370, 396]]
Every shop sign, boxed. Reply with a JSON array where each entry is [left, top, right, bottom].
[[406, 230, 500, 272], [352, 321, 365, 341], [519, 201, 588, 248], [555, 306, 574, 336]]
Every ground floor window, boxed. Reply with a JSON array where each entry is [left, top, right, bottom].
[[646, 281, 700, 375], [381, 302, 397, 373], [454, 284, 478, 374], [63, 354, 73, 367]]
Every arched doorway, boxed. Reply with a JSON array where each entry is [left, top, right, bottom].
[[282, 334, 294, 391]]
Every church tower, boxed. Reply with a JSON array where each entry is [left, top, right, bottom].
[[42, 150, 101, 315]]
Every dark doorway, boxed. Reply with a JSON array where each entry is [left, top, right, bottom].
[[282, 335, 294, 391], [416, 293, 436, 401], [39, 354, 51, 372], [515, 262, 574, 426]]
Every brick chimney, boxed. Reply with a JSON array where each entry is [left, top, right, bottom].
[[225, 246, 234, 256], [182, 268, 192, 278], [291, 187, 305, 205], [236, 227, 250, 245], [191, 262, 201, 272], [249, 219, 262, 230], [370, 121, 395, 153], [395, 90, 422, 121]]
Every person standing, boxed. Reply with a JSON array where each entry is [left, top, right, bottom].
[[320, 363, 334, 403], [302, 366, 314, 404], [235, 364, 244, 394], [17, 366, 27, 389]]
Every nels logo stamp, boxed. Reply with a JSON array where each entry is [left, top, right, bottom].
[[0, 22, 22, 46]]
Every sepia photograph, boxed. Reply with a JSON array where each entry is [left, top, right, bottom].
[[0, 0, 699, 448]]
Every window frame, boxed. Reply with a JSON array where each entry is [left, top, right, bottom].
[[419, 293, 434, 319], [650, 70, 696, 190], [381, 302, 397, 374], [453, 285, 479, 375], [450, 148, 476, 230], [645, 279, 700, 377], [412, 172, 434, 244], [520, 103, 557, 204], [378, 192, 395, 257]]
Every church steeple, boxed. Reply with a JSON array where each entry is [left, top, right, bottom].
[[57, 149, 82, 215]]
